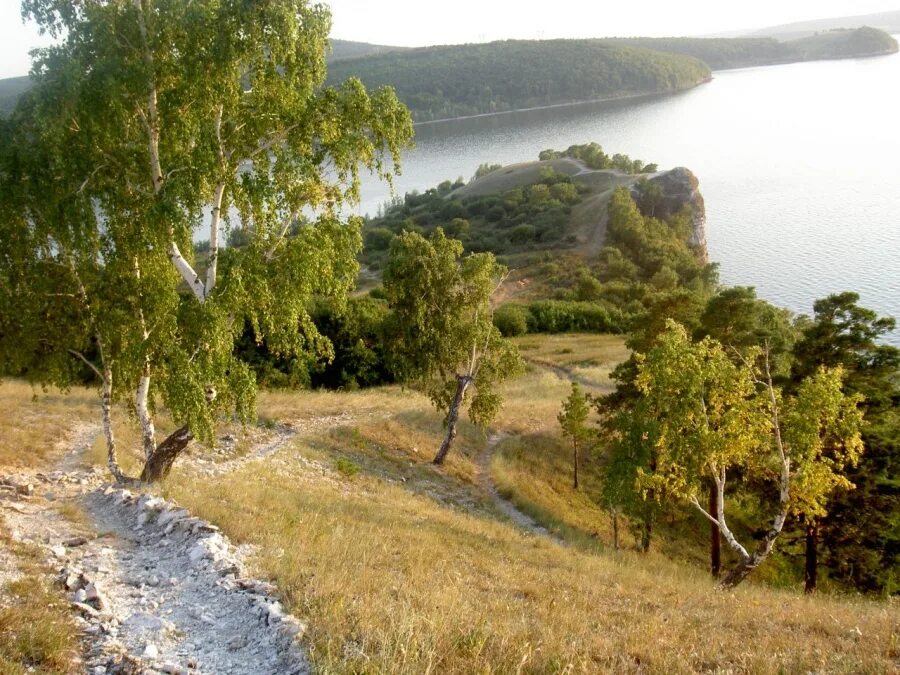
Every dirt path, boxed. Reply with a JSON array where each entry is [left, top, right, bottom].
[[477, 432, 564, 545], [0, 425, 310, 674], [526, 358, 608, 391]]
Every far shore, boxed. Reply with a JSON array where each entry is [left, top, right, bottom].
[[412, 78, 713, 127]]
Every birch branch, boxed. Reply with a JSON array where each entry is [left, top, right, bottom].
[[67, 349, 103, 381], [168, 242, 206, 302]]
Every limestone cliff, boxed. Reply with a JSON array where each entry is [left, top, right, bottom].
[[631, 167, 708, 262]]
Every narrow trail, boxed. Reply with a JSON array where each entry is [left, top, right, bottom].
[[476, 358, 612, 546], [526, 358, 606, 390], [186, 412, 372, 479], [0, 424, 310, 674], [477, 432, 564, 545]]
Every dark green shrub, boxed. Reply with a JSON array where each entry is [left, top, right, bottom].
[[494, 304, 530, 337]]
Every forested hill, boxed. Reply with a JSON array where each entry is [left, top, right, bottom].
[[743, 10, 900, 39], [329, 39, 406, 61], [0, 76, 32, 117], [0, 39, 402, 116], [326, 40, 711, 123], [605, 27, 899, 70]]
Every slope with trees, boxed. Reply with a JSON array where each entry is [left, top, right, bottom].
[[327, 39, 712, 122], [606, 27, 898, 70], [382, 229, 522, 464], [0, 0, 413, 482]]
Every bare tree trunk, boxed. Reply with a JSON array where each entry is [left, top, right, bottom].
[[710, 482, 721, 578], [640, 513, 652, 553], [719, 525, 783, 588], [573, 440, 579, 490], [140, 426, 194, 483], [611, 509, 620, 551], [433, 375, 472, 465], [101, 366, 128, 484], [804, 520, 818, 594], [135, 372, 156, 461]]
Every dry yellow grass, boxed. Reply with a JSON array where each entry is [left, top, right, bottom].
[[0, 381, 96, 469], [163, 435, 899, 674], [0, 530, 82, 674], [3, 343, 898, 673]]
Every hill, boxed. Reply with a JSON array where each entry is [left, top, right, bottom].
[[361, 144, 705, 301], [744, 9, 900, 40], [605, 27, 898, 70], [1, 349, 895, 672], [328, 38, 406, 61], [0, 75, 32, 117], [326, 40, 712, 122], [0, 40, 405, 117]]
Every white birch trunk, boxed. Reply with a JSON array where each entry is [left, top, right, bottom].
[[101, 365, 128, 484], [135, 373, 157, 461]]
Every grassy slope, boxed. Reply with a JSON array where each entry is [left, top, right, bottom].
[[406, 158, 640, 305], [1, 358, 897, 672]]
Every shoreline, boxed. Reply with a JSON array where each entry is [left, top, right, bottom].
[[412, 79, 712, 127], [411, 45, 897, 127]]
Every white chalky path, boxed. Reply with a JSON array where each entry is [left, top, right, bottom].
[[0, 424, 310, 674]]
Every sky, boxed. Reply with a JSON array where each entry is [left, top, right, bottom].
[[1, 0, 899, 78]]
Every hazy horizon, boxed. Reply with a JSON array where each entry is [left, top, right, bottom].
[[1, 1, 899, 78]]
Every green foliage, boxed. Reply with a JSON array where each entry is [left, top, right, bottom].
[[382, 229, 523, 429], [558, 383, 591, 445], [335, 457, 361, 477], [361, 169, 584, 266], [327, 40, 710, 122], [493, 305, 530, 338], [621, 321, 864, 583], [0, 1, 413, 461], [525, 301, 625, 334], [233, 296, 395, 391], [539, 143, 655, 174], [697, 287, 796, 378], [473, 163, 503, 181], [791, 293, 900, 593]]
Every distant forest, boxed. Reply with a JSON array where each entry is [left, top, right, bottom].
[[326, 40, 711, 122], [606, 27, 899, 70], [328, 27, 897, 122], [3, 27, 896, 121]]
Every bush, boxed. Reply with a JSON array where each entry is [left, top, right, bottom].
[[494, 304, 530, 337], [526, 300, 625, 334], [364, 227, 395, 251], [335, 457, 361, 477]]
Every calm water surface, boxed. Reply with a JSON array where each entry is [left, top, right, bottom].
[[357, 48, 900, 342]]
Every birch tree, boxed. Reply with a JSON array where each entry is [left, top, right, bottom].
[[558, 382, 592, 489], [633, 321, 863, 588], [1, 0, 413, 481], [383, 229, 523, 465]]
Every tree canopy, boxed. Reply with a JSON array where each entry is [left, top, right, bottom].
[[383, 229, 522, 464], [0, 0, 413, 480], [629, 320, 864, 587]]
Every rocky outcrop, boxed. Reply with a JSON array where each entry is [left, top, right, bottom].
[[631, 167, 708, 262]]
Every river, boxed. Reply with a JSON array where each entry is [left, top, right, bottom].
[[356, 47, 900, 342]]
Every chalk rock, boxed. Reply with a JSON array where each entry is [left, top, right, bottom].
[[84, 582, 107, 610], [124, 612, 176, 637], [142, 643, 159, 660]]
